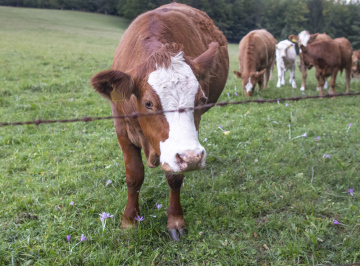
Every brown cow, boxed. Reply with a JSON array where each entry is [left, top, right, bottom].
[[300, 37, 352, 96], [90, 3, 229, 240], [233, 29, 277, 97], [352, 50, 360, 79], [289, 31, 332, 91]]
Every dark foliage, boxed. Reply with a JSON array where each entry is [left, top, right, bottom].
[[1, 0, 359, 48]]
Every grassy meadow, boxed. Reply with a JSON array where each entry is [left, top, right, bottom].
[[1, 6, 360, 265]]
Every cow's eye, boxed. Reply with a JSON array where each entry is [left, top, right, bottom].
[[145, 101, 153, 109]]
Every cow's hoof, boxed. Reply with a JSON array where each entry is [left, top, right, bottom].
[[120, 219, 137, 229], [300, 87, 305, 91], [168, 228, 187, 241]]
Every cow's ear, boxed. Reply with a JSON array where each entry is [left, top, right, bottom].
[[91, 70, 135, 102], [233, 71, 242, 79], [254, 69, 266, 78], [308, 33, 318, 44], [300, 45, 307, 53], [191, 42, 219, 80], [289, 35, 299, 42]]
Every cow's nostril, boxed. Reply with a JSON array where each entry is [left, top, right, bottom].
[[176, 153, 185, 164]]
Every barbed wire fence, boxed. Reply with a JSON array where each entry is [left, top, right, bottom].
[[1, 92, 360, 127]]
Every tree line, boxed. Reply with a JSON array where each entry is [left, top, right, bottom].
[[1, 0, 360, 48]]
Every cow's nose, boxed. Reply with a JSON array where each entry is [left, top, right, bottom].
[[176, 150, 205, 172]]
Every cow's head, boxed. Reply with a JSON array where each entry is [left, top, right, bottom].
[[289, 31, 318, 50], [91, 42, 219, 173], [233, 69, 266, 97], [276, 41, 295, 59]]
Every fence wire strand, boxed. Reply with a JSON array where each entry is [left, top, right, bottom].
[[1, 92, 360, 127]]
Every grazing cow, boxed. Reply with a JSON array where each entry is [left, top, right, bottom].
[[233, 29, 277, 97], [90, 3, 229, 240], [289, 31, 332, 91], [275, 40, 297, 88], [300, 37, 352, 96], [352, 50, 360, 79]]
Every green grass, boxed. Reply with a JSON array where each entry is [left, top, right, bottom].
[[1, 6, 360, 265]]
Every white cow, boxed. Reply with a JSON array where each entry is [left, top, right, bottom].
[[276, 40, 297, 88]]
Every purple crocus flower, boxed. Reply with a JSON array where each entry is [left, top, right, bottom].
[[349, 124, 352, 127], [99, 212, 114, 221], [134, 215, 144, 221], [302, 92, 306, 95], [286, 103, 289, 107], [106, 180, 112, 186], [302, 133, 307, 137], [227, 93, 229, 97], [323, 154, 330, 158], [71, 98, 73, 102], [349, 189, 354, 196], [69, 201, 74, 206], [334, 220, 339, 225], [80, 234, 87, 241], [234, 92, 238, 96], [67, 235, 71, 243], [289, 124, 291, 128], [156, 203, 162, 210], [317, 136, 321, 140], [116, 163, 118, 167], [277, 99, 279, 104]]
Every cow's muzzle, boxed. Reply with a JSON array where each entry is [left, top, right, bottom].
[[161, 149, 206, 173]]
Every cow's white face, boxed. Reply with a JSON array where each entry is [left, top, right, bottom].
[[148, 52, 206, 173], [298, 31, 311, 47]]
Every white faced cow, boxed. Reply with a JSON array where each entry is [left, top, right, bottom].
[[276, 40, 297, 88]]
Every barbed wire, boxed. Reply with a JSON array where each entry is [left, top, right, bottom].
[[1, 92, 360, 127]]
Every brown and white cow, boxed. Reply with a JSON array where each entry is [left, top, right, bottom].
[[300, 37, 352, 96], [352, 50, 360, 79], [289, 31, 332, 91], [233, 29, 277, 97], [90, 3, 229, 240]]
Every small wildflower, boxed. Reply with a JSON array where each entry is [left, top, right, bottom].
[[286, 103, 289, 107], [349, 189, 354, 196], [71, 98, 73, 101], [334, 220, 339, 225], [247, 110, 250, 114], [227, 93, 229, 97], [234, 85, 237, 91], [156, 203, 162, 210], [234, 91, 238, 96], [302, 133, 307, 137], [69, 201, 74, 206], [277, 99, 279, 104], [317, 136, 320, 140], [134, 215, 144, 221], [67, 235, 71, 243], [203, 138, 207, 142], [347, 123, 352, 133], [99, 212, 114, 220], [106, 180, 112, 186], [80, 234, 87, 241], [302, 92, 306, 95], [151, 215, 156, 218], [223, 131, 230, 135], [289, 124, 291, 128], [323, 154, 330, 159]]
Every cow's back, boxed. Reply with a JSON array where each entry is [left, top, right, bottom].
[[238, 29, 277, 72], [310, 33, 332, 44]]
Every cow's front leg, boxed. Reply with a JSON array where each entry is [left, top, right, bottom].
[[299, 58, 307, 91], [119, 138, 144, 229], [276, 67, 282, 88], [166, 173, 186, 241], [281, 69, 285, 86], [317, 73, 325, 97], [290, 65, 297, 88]]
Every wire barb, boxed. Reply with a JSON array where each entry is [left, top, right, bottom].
[[1, 92, 359, 127]]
